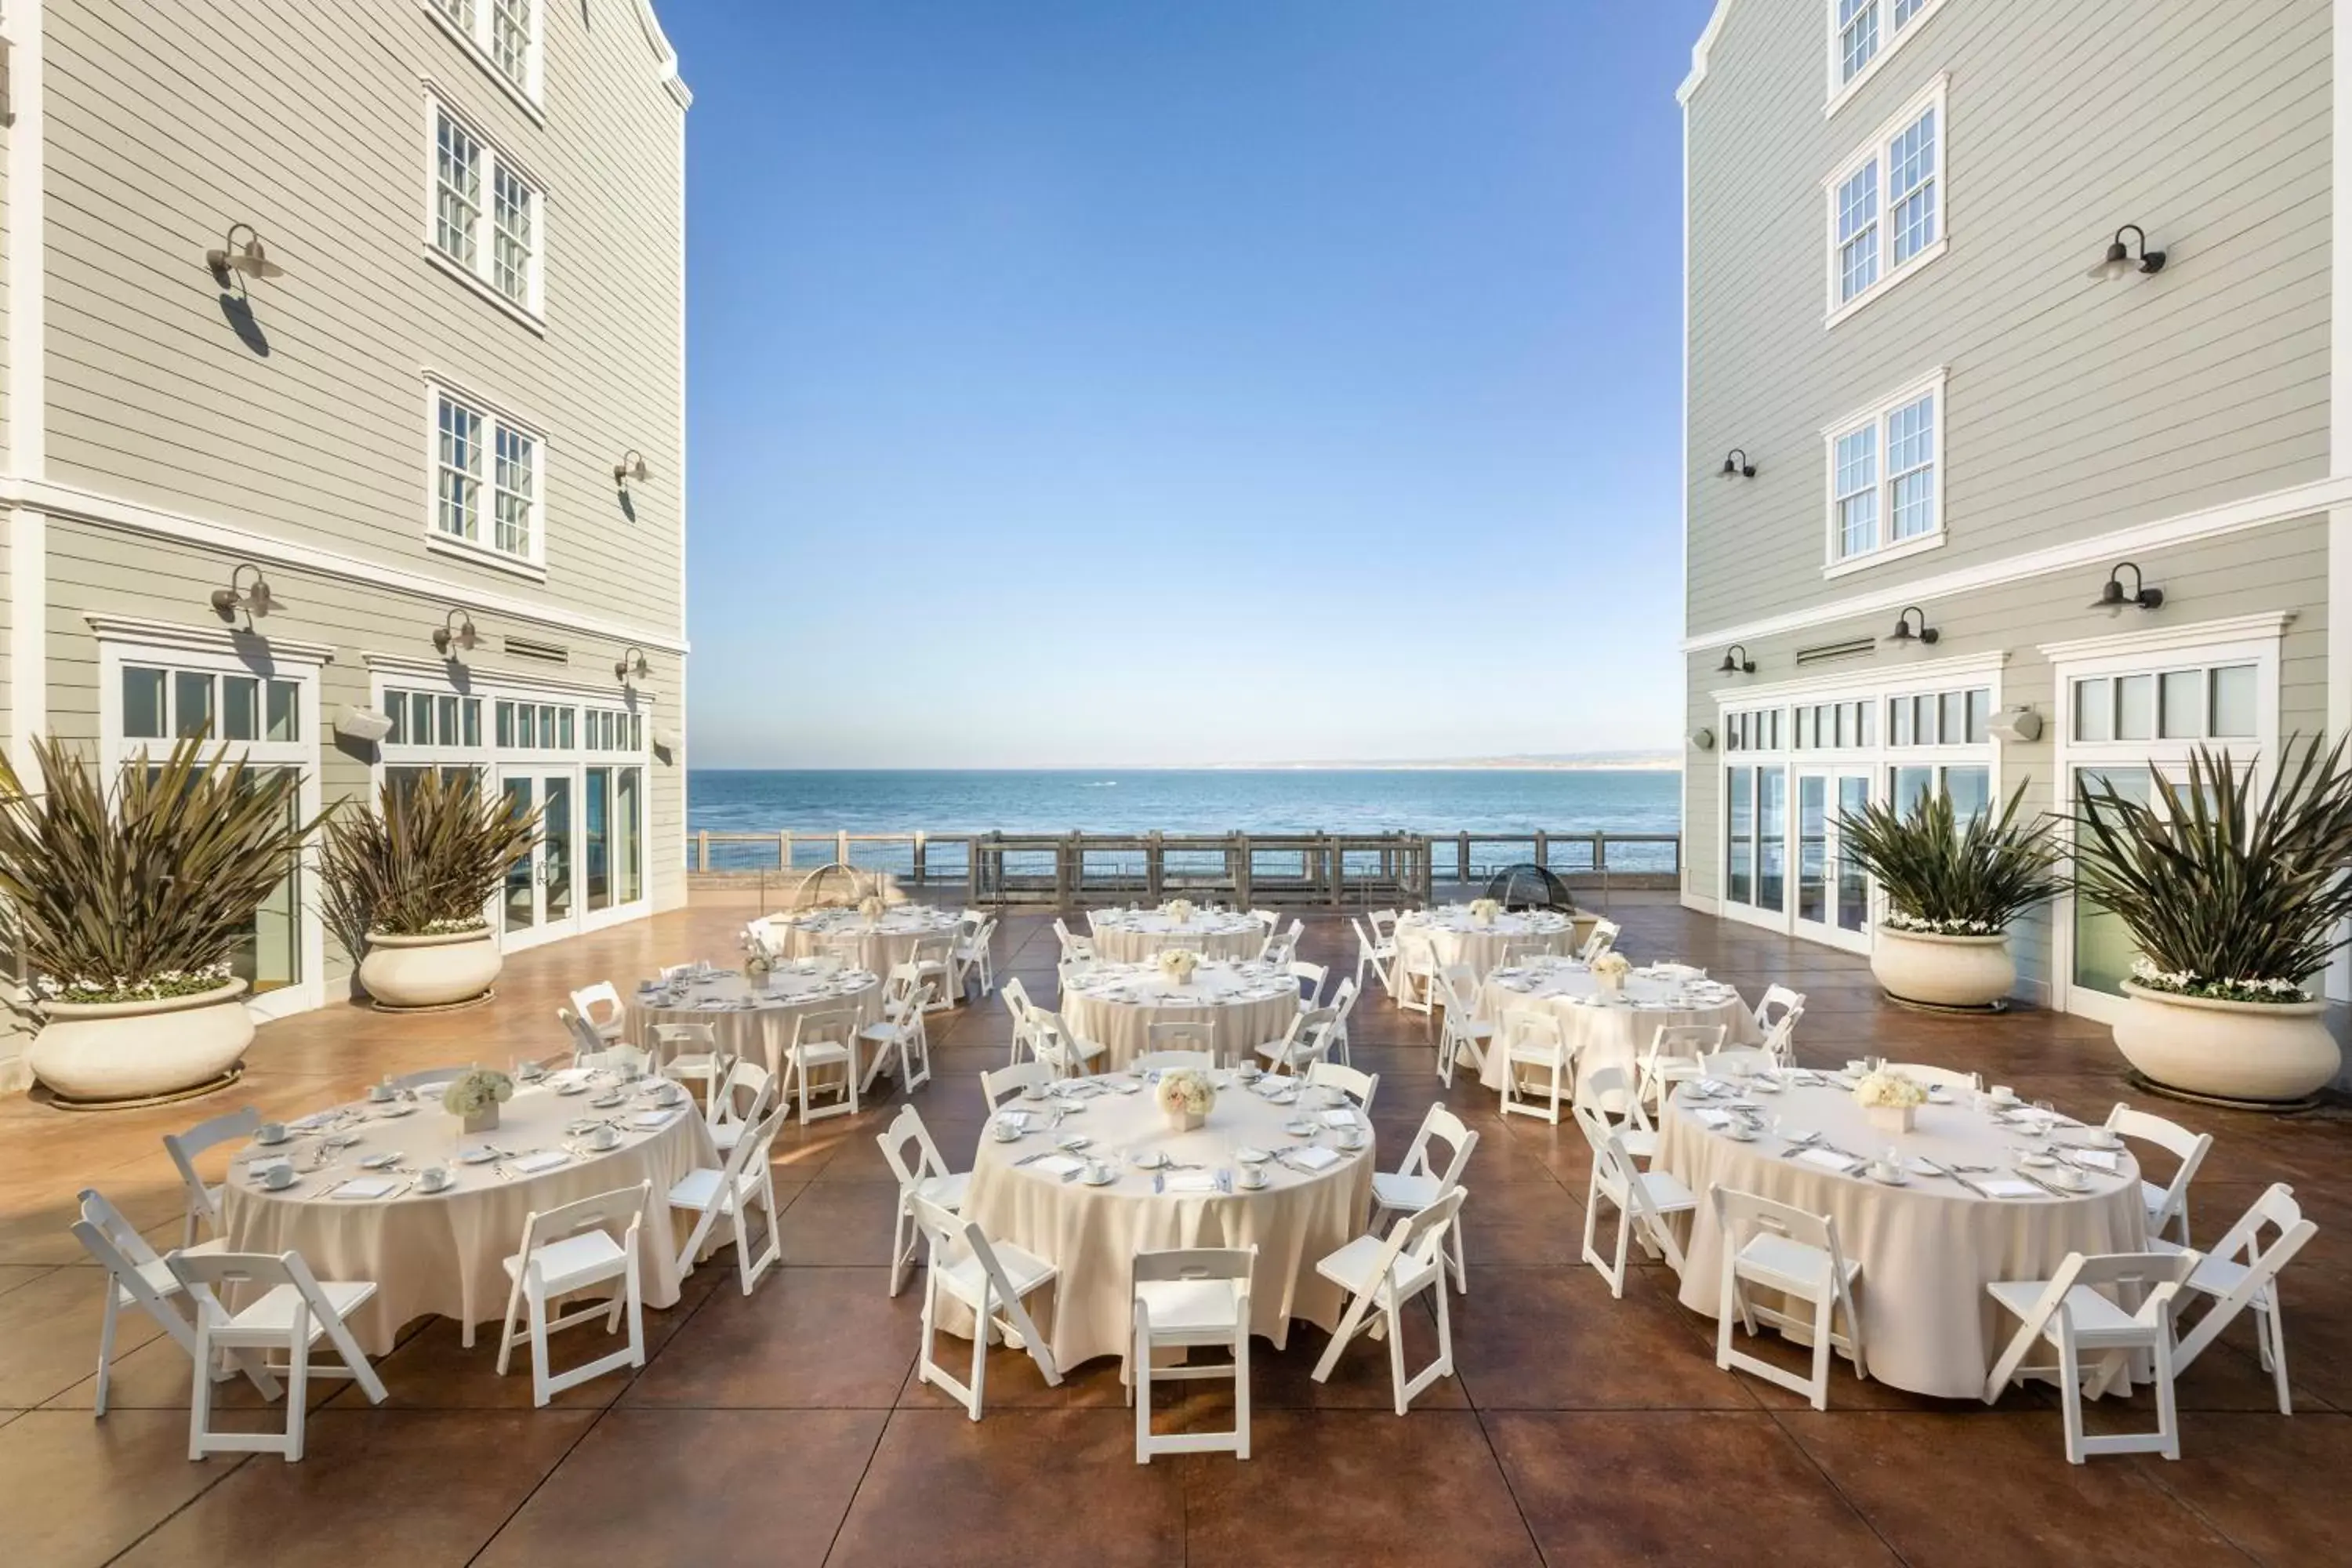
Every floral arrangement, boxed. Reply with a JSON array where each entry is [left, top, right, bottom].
[[34, 964, 233, 1006], [2129, 960, 2308, 1006], [1589, 950, 1632, 985], [1154, 1068, 1216, 1119], [1165, 898, 1195, 924], [1852, 1068, 1927, 1111], [442, 1067, 514, 1119], [858, 895, 886, 920], [1157, 947, 1201, 985], [1467, 897, 1503, 926], [1884, 912, 1998, 936]]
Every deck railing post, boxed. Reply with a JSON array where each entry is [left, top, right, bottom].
[[696, 829, 709, 873], [778, 831, 791, 876], [1236, 834, 1253, 907], [913, 830, 927, 886], [1534, 829, 1547, 871], [1146, 832, 1163, 903]]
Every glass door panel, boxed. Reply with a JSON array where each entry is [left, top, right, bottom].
[[585, 768, 612, 913], [2072, 766, 2151, 997], [1835, 775, 1871, 932], [503, 777, 538, 932], [1756, 768, 1788, 913], [1795, 775, 1828, 924], [615, 768, 643, 906], [229, 768, 301, 994], [541, 775, 575, 924]]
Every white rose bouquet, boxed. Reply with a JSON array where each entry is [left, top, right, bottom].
[[1590, 949, 1632, 987], [1157, 947, 1201, 985], [1165, 898, 1196, 925], [1467, 898, 1502, 927], [1853, 1068, 1926, 1110], [444, 1066, 514, 1131], [858, 895, 886, 921], [1154, 1068, 1217, 1129]]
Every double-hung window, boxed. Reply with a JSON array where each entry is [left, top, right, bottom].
[[1824, 368, 1944, 571], [428, 101, 545, 319], [432, 383, 545, 571], [1824, 77, 1946, 322], [425, 0, 542, 107], [1827, 0, 1945, 113]]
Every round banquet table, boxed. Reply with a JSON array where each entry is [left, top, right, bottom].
[[959, 1072, 1377, 1367], [1655, 1076, 2148, 1399], [222, 1073, 719, 1356], [1477, 960, 1759, 1102], [1089, 907, 1267, 964], [628, 965, 884, 1081], [1396, 906, 1577, 978], [1058, 959, 1304, 1073], [780, 905, 962, 978]]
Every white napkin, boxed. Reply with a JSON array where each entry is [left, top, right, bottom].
[[1318, 1109, 1359, 1128], [629, 1110, 673, 1130], [1029, 1154, 1084, 1178], [996, 1109, 1032, 1131], [510, 1150, 571, 1175], [2072, 1149, 2122, 1173], [1289, 1146, 1343, 1172], [1795, 1148, 1861, 1174], [1978, 1178, 2043, 1200], [1692, 1108, 1733, 1131], [1158, 1169, 1222, 1194], [332, 1176, 397, 1200]]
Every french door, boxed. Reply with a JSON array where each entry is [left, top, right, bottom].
[[1793, 770, 1874, 953], [500, 768, 579, 950]]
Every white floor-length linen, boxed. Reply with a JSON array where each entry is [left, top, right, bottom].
[[1059, 960, 1304, 1072], [1089, 909, 1268, 964], [781, 906, 963, 976], [1477, 961, 1758, 1099], [630, 967, 884, 1080], [1395, 906, 1577, 980]]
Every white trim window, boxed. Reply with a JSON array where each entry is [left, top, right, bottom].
[[1824, 77, 1947, 324], [1823, 369, 1945, 571], [1828, 0, 1947, 113], [426, 0, 543, 107], [428, 100, 544, 319], [432, 386, 545, 571]]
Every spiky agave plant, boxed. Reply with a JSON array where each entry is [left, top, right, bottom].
[[2073, 736, 2352, 1003], [1837, 779, 2064, 935], [0, 735, 321, 1004], [318, 768, 538, 960]]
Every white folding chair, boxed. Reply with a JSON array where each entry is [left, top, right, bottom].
[[1023, 1007, 1107, 1079], [1319, 975, 1361, 1066], [575, 1042, 652, 1076], [1370, 1105, 1477, 1293], [981, 1059, 1055, 1112], [1310, 1188, 1468, 1414], [1132, 1049, 1217, 1073], [742, 916, 785, 962], [667, 1102, 789, 1294], [1129, 1246, 1256, 1462], [651, 1022, 731, 1102], [1304, 1059, 1379, 1112], [858, 966, 933, 1094], [779, 1007, 859, 1125], [706, 1059, 773, 1156], [558, 1007, 608, 1061], [1754, 985, 1806, 1064], [1255, 1005, 1338, 1076], [1575, 1101, 1694, 1298], [163, 1107, 260, 1249], [819, 931, 867, 969], [166, 1250, 387, 1461], [1287, 960, 1330, 1010], [1880, 1063, 1981, 1092], [569, 981, 628, 1044], [1711, 1188, 1866, 1410], [1984, 1250, 2198, 1463], [1053, 917, 1096, 965], [1497, 1011, 1574, 1124], [953, 916, 998, 1000], [72, 1189, 276, 1417], [1699, 1047, 1784, 1080], [1249, 908, 1279, 938], [2159, 1182, 2314, 1414], [1258, 919, 1305, 967], [1431, 964, 1492, 1088], [877, 1105, 972, 1298], [1639, 1022, 1727, 1114], [1367, 909, 1399, 946], [1000, 976, 1044, 1066], [1351, 916, 1399, 1000], [1146, 1019, 1218, 1066], [1581, 1065, 1659, 1164], [1578, 918, 1621, 962], [910, 934, 958, 1014], [1395, 930, 1436, 1016], [495, 1182, 649, 1407], [2105, 1104, 2214, 1246], [909, 1194, 1061, 1421]]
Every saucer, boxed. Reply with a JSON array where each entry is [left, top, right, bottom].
[[1234, 1146, 1272, 1164], [1722, 1126, 1759, 1142], [2019, 1152, 2058, 1168], [1056, 1135, 1092, 1152], [457, 1146, 499, 1165], [1237, 1171, 1269, 1191], [1080, 1167, 1119, 1187], [360, 1151, 402, 1170], [590, 1092, 625, 1109], [557, 1081, 590, 1096], [1130, 1150, 1171, 1169], [377, 1103, 419, 1119], [1870, 1167, 1911, 1186], [1283, 1119, 1317, 1137], [254, 1131, 292, 1147], [991, 1127, 1025, 1143], [418, 1175, 454, 1194]]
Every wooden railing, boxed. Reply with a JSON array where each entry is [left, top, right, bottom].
[[685, 829, 1681, 906]]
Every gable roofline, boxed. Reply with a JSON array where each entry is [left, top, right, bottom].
[[1677, 0, 1737, 106], [633, 0, 692, 110]]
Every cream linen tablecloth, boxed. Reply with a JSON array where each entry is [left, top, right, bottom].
[[1089, 909, 1267, 964], [782, 906, 962, 977], [1396, 906, 1577, 979], [223, 1076, 719, 1356], [1655, 1079, 2148, 1399], [959, 1073, 1376, 1368], [1477, 960, 1758, 1101], [1060, 960, 1304, 1072], [629, 967, 884, 1080]]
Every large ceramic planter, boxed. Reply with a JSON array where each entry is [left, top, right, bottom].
[[358, 927, 502, 1009], [2114, 982, 2339, 1106], [29, 980, 253, 1105], [1871, 927, 2015, 1010]]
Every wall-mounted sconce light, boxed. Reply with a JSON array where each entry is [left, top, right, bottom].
[[2090, 561, 2165, 615], [205, 223, 287, 285], [1689, 727, 1716, 752], [209, 563, 275, 624], [1719, 448, 1757, 479], [615, 645, 651, 683], [1987, 706, 2045, 744], [612, 450, 649, 488], [2086, 224, 2166, 281], [651, 725, 681, 753], [335, 705, 395, 744], [1716, 644, 1755, 675], [431, 608, 478, 656], [1888, 605, 1940, 646]]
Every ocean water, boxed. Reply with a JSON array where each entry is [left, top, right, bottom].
[[688, 768, 1682, 876]]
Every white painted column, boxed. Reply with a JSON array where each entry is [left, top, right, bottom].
[[5, 0, 45, 788]]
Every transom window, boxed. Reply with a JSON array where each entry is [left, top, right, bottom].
[[1886, 685, 1989, 748], [1792, 699, 1875, 750], [122, 666, 301, 743], [433, 389, 543, 568], [1824, 78, 1946, 321], [427, 0, 541, 103], [1722, 708, 1783, 753], [429, 103, 543, 315], [497, 699, 577, 751], [1824, 371, 1944, 568], [2071, 664, 2257, 745], [1828, 0, 1944, 109], [583, 708, 644, 753], [383, 687, 484, 750]]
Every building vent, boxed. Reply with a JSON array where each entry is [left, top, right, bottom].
[[503, 636, 569, 664], [1794, 637, 1876, 666]]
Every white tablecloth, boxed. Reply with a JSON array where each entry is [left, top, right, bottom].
[[222, 1076, 718, 1355], [1396, 906, 1577, 978], [1089, 909, 1266, 964], [1477, 960, 1758, 1100], [628, 967, 884, 1080], [1655, 1077, 2148, 1399], [960, 1073, 1376, 1367], [1059, 960, 1305, 1072], [780, 906, 962, 978]]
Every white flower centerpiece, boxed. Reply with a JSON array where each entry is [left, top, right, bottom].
[[740, 927, 775, 982], [1467, 897, 1503, 929], [444, 1066, 514, 1134], [1853, 1067, 1927, 1133], [1165, 898, 1195, 926], [1157, 947, 1202, 986], [1155, 1067, 1217, 1133], [858, 895, 886, 924], [1589, 949, 1632, 996]]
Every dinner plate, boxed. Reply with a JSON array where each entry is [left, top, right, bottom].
[[457, 1146, 499, 1165], [377, 1103, 419, 1118]]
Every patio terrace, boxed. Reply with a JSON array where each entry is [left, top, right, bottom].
[[0, 892, 2345, 1566]]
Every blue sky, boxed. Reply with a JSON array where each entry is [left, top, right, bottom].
[[663, 1, 1715, 768]]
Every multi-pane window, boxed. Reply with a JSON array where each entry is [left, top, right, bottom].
[[495, 426, 535, 557], [434, 111, 481, 269], [1827, 376, 1942, 565], [1793, 700, 1875, 750], [582, 709, 645, 753], [2071, 664, 2257, 745], [435, 395, 484, 545], [492, 166, 534, 305], [432, 0, 539, 101], [122, 666, 299, 743], [1833, 426, 1878, 557], [383, 688, 483, 750], [490, 0, 533, 85], [428, 103, 543, 314], [1722, 708, 1783, 753], [1837, 0, 1878, 84], [1826, 82, 1946, 317], [496, 699, 580, 750], [434, 390, 540, 564], [1886, 686, 1989, 748], [437, 1, 477, 32], [1829, 0, 1942, 102]]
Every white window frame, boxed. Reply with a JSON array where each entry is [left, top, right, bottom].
[[422, 0, 545, 120], [423, 95, 547, 330], [1823, 75, 1948, 328], [1821, 367, 1947, 575], [1825, 0, 1949, 118], [97, 632, 328, 1023], [424, 374, 549, 579]]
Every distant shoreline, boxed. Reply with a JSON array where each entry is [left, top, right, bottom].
[[691, 761, 1684, 775]]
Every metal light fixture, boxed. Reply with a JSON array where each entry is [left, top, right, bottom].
[[613, 450, 649, 487], [1719, 448, 1757, 479], [2087, 224, 2166, 281], [431, 608, 479, 656], [1689, 727, 1716, 752], [205, 223, 287, 285], [209, 563, 275, 623], [2090, 561, 2165, 615], [1889, 605, 1940, 646], [1716, 644, 1755, 676], [615, 645, 651, 683]]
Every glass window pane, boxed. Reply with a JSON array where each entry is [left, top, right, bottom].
[[1756, 768, 1788, 912], [2115, 674, 2153, 742], [174, 672, 214, 739], [463, 699, 482, 748], [122, 667, 166, 739], [1890, 697, 1911, 747], [2160, 671, 2205, 739], [538, 706, 555, 748], [1964, 688, 1989, 746], [1854, 701, 1873, 747], [221, 676, 260, 741], [436, 695, 457, 746], [495, 701, 513, 749], [2211, 664, 2257, 739], [615, 767, 643, 905], [387, 691, 408, 746], [630, 714, 643, 750], [2074, 677, 2114, 743], [266, 681, 298, 742], [1943, 765, 1991, 823], [1939, 691, 1964, 746], [411, 692, 434, 744], [559, 709, 575, 750], [1726, 768, 1754, 907], [2074, 766, 2154, 996], [1892, 765, 1933, 812]]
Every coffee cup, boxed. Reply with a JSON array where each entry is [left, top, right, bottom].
[[419, 1166, 452, 1192], [259, 1160, 297, 1190], [1239, 1165, 1269, 1190], [2056, 1165, 2089, 1191], [1337, 1129, 1365, 1150], [366, 1082, 394, 1102], [586, 1125, 621, 1152], [1991, 1084, 2019, 1105], [256, 1121, 289, 1145], [1086, 1160, 1109, 1183], [1022, 1082, 1047, 1101], [1871, 1158, 1901, 1181]]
